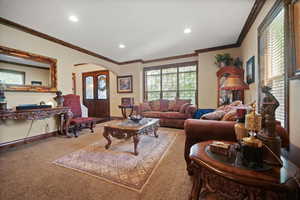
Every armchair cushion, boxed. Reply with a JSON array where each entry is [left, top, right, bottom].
[[70, 117, 94, 125], [193, 109, 215, 119], [63, 94, 82, 118], [201, 110, 226, 120], [179, 103, 192, 113]]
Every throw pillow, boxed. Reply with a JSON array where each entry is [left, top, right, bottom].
[[179, 103, 192, 113], [221, 109, 237, 121], [149, 100, 160, 111], [193, 109, 215, 119], [174, 99, 191, 111], [160, 99, 169, 112], [140, 102, 151, 112], [168, 100, 176, 111], [201, 110, 226, 120]]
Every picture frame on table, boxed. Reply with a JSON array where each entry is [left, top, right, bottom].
[[117, 75, 133, 93], [246, 56, 255, 84]]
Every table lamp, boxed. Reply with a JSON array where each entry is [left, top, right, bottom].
[[221, 75, 249, 103]]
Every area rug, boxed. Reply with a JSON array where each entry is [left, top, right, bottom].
[[53, 128, 179, 192]]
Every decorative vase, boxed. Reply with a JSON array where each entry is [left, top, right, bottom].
[[53, 91, 64, 107], [234, 122, 248, 141], [234, 108, 248, 140]]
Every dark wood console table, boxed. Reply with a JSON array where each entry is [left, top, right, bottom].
[[189, 141, 300, 200], [0, 107, 72, 135]]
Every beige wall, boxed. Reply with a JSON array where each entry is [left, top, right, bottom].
[[0, 62, 50, 86], [240, 0, 300, 165], [0, 24, 119, 143], [198, 48, 241, 108]]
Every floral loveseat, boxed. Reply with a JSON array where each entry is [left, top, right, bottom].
[[136, 99, 197, 129]]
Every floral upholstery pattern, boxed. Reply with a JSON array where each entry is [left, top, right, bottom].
[[201, 110, 226, 120], [160, 100, 169, 112], [174, 99, 191, 111], [137, 99, 197, 129], [63, 94, 82, 118], [179, 103, 192, 113], [221, 109, 238, 121], [140, 102, 151, 112], [70, 117, 94, 125], [168, 100, 176, 111], [149, 100, 161, 111], [142, 111, 163, 118]]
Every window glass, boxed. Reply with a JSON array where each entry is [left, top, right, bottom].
[[85, 76, 94, 99], [144, 63, 197, 104], [98, 75, 107, 99]]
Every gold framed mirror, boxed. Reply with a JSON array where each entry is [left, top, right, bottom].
[[0, 46, 57, 92]]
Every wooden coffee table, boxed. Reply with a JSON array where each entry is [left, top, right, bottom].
[[189, 141, 300, 200], [103, 118, 159, 155]]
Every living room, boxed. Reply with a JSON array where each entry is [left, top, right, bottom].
[[1, 0, 300, 199]]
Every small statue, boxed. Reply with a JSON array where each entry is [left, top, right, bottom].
[[261, 86, 279, 137], [257, 86, 282, 165], [53, 91, 64, 107]]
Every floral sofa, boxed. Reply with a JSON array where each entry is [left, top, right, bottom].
[[135, 99, 197, 129]]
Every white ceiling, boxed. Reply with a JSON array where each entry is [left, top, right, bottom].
[[0, 0, 255, 62]]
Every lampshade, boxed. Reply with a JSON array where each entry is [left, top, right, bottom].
[[221, 75, 249, 90]]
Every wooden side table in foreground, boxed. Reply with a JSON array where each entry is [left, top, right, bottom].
[[189, 141, 300, 200]]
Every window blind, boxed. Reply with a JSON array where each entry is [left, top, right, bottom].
[[259, 8, 286, 127], [144, 62, 197, 105]]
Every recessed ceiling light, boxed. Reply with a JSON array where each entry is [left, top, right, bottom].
[[184, 28, 192, 34], [69, 15, 78, 22], [119, 44, 126, 49]]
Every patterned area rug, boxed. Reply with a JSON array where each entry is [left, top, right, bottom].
[[53, 127, 179, 192]]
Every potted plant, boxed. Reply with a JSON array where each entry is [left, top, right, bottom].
[[233, 57, 243, 68], [215, 53, 233, 68]]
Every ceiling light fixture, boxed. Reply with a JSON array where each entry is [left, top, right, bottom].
[[119, 44, 126, 49], [184, 28, 192, 34], [69, 15, 78, 22]]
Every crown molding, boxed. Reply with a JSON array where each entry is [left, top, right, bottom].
[[0, 0, 265, 66], [236, 0, 267, 46]]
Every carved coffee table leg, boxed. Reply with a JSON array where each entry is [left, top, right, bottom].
[[133, 134, 140, 156], [154, 125, 159, 138], [103, 128, 112, 149]]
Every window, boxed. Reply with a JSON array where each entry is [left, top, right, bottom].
[[144, 62, 197, 104], [259, 4, 286, 127], [0, 69, 25, 85]]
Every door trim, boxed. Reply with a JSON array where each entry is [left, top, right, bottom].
[[82, 70, 110, 118]]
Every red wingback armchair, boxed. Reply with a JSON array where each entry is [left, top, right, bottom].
[[63, 94, 95, 137], [184, 119, 289, 175]]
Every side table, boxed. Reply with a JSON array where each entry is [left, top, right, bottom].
[[118, 105, 135, 119], [189, 141, 300, 200]]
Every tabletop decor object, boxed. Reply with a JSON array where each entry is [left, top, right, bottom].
[[234, 108, 248, 140], [53, 91, 64, 107], [209, 141, 230, 156], [257, 86, 282, 166], [240, 103, 263, 168]]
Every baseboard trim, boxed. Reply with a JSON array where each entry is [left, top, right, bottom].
[[0, 131, 57, 151]]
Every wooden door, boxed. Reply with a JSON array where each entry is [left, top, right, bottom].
[[82, 70, 110, 119]]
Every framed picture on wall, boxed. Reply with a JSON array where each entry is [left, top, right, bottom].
[[246, 56, 255, 84], [117, 75, 133, 93]]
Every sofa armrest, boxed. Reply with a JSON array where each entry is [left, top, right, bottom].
[[185, 105, 197, 118], [184, 119, 236, 174]]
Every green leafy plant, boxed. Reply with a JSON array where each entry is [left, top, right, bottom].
[[214, 53, 233, 67], [233, 57, 243, 68]]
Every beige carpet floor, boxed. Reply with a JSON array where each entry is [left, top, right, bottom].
[[0, 123, 193, 200]]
